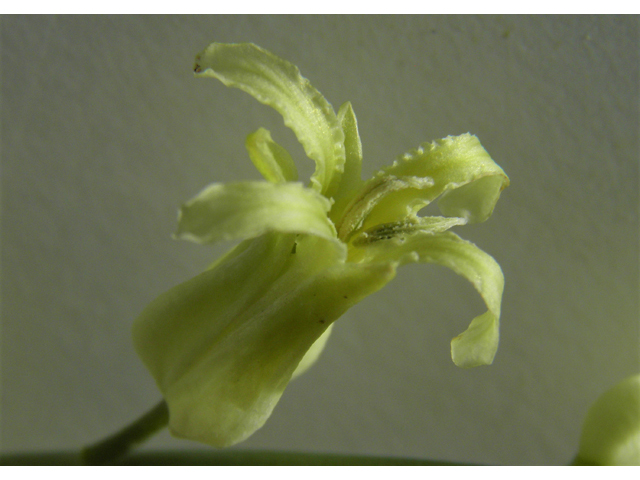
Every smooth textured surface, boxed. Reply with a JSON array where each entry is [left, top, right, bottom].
[[2, 16, 638, 465]]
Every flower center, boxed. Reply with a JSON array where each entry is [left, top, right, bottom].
[[334, 175, 434, 243]]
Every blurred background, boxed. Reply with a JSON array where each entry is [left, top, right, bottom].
[[1, 15, 638, 465]]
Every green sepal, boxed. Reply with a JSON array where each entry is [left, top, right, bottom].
[[133, 233, 395, 447]]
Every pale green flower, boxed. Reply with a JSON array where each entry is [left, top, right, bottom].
[[132, 43, 509, 448]]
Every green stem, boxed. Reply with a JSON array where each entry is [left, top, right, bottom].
[[81, 400, 169, 465]]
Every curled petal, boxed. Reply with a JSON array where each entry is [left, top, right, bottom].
[[194, 43, 345, 196], [351, 231, 504, 367], [246, 128, 298, 183], [133, 233, 395, 447], [174, 181, 336, 244], [355, 134, 509, 233]]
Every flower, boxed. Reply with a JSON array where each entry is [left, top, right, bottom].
[[132, 42, 510, 448]]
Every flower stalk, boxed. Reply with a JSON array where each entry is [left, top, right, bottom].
[[81, 401, 168, 465]]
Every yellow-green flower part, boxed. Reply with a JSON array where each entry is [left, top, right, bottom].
[[132, 43, 510, 448], [576, 374, 640, 465]]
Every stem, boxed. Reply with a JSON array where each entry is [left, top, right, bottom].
[[81, 400, 169, 465]]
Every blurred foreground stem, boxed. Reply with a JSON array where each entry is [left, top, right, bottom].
[[81, 400, 168, 465]]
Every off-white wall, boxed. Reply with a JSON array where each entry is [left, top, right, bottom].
[[1, 15, 638, 465]]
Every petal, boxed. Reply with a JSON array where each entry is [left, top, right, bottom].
[[352, 231, 504, 367], [245, 128, 298, 183], [577, 374, 640, 466], [194, 43, 345, 196], [329, 102, 364, 224], [341, 134, 508, 238], [174, 181, 336, 244], [133, 233, 395, 447], [336, 102, 363, 192]]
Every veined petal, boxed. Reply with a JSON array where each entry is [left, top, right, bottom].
[[174, 181, 336, 244], [246, 128, 298, 183], [351, 231, 504, 367], [133, 233, 395, 447], [194, 43, 345, 196], [353, 134, 509, 233]]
